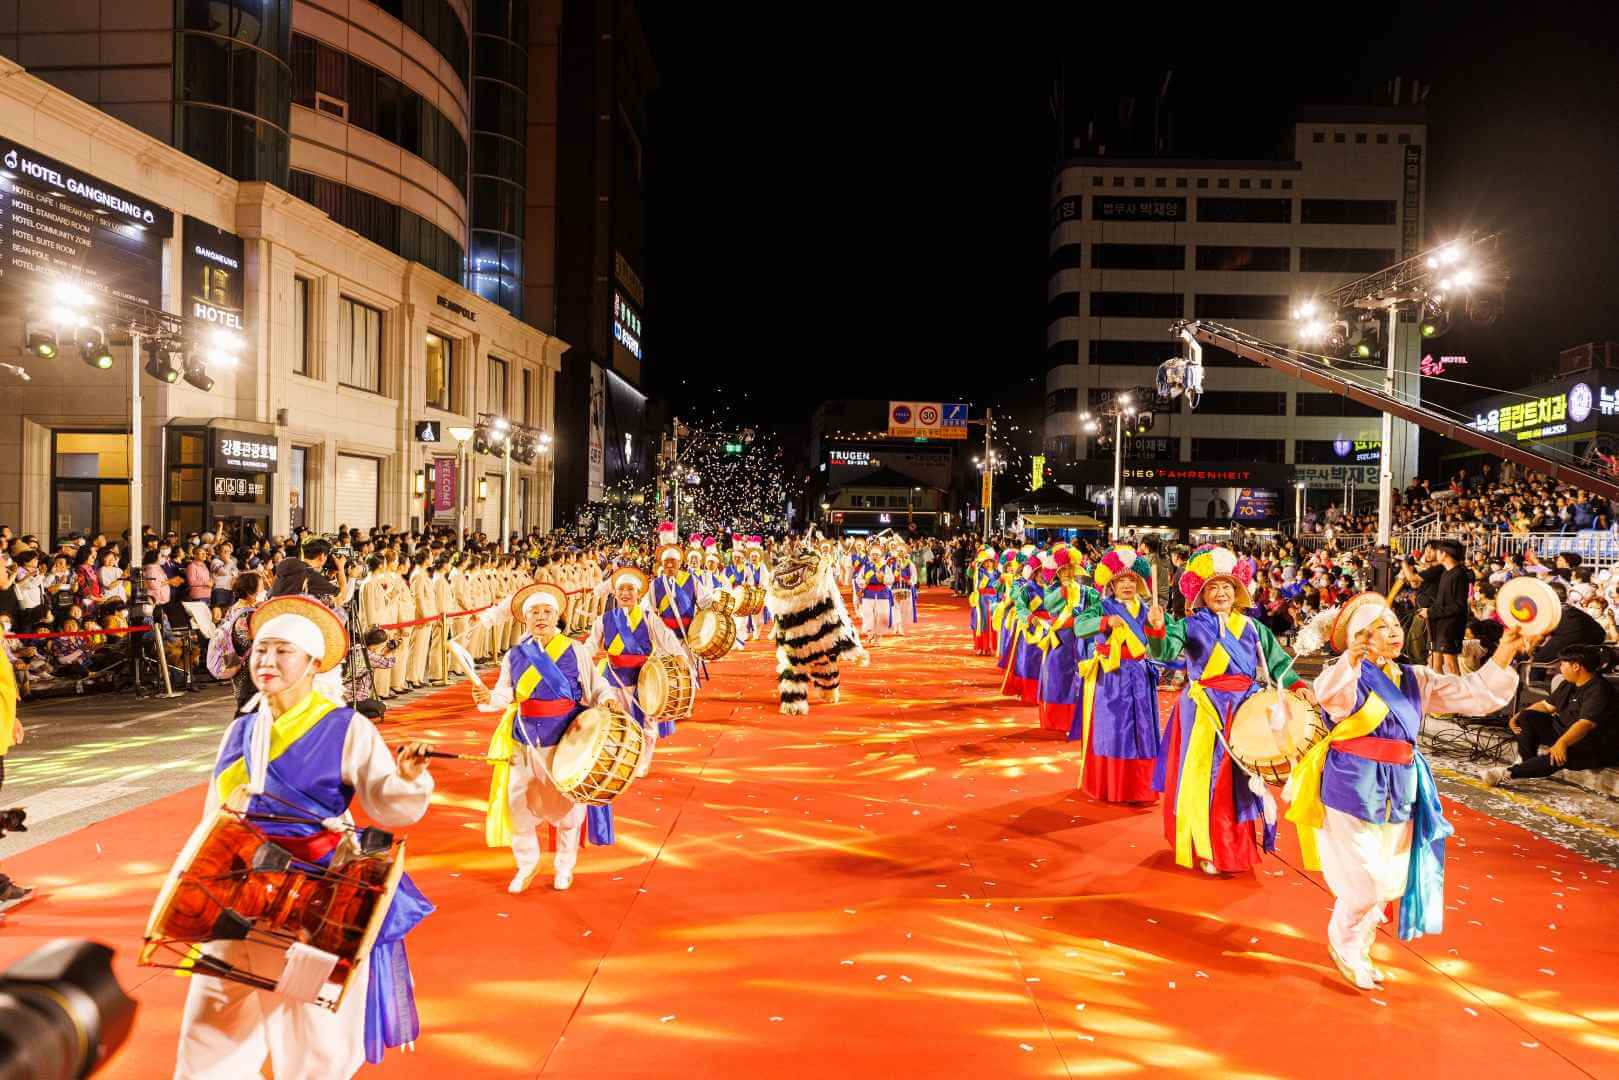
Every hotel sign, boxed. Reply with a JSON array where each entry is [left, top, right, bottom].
[[0, 137, 170, 307], [182, 217, 246, 332]]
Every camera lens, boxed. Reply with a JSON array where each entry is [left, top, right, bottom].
[[0, 941, 135, 1080]]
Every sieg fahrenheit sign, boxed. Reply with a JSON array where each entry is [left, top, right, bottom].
[[0, 137, 172, 308], [183, 216, 246, 332]]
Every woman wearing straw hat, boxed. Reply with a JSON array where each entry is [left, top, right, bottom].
[[175, 596, 436, 1079], [1146, 545, 1317, 876], [473, 582, 618, 893], [1285, 599, 1531, 990]]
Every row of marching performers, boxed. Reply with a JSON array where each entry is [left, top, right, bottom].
[[842, 535, 920, 642], [971, 541, 1537, 992], [171, 538, 761, 1077]]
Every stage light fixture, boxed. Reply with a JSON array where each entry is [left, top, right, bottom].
[[1419, 298, 1454, 339], [182, 356, 214, 391], [26, 320, 59, 359], [144, 340, 184, 383], [76, 326, 113, 370]]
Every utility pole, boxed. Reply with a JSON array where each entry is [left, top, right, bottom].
[[128, 331, 143, 548], [1111, 409, 1124, 540], [1378, 305, 1399, 547], [982, 407, 994, 541]]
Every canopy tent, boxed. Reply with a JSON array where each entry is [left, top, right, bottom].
[[1020, 514, 1106, 530]]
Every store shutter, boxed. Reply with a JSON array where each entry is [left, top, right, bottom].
[[335, 454, 379, 532]]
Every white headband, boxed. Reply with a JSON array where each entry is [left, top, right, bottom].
[[253, 612, 326, 662], [612, 571, 642, 591], [522, 590, 562, 615], [1347, 603, 1397, 642]]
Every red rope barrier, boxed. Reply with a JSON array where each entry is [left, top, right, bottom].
[[3, 625, 153, 641]]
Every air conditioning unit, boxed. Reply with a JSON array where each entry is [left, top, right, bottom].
[[314, 93, 348, 121]]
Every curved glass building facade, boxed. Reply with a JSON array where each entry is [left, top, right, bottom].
[[468, 0, 528, 317], [174, 0, 294, 185]]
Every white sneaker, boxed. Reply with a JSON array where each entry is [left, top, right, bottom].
[[1329, 942, 1378, 991], [508, 866, 539, 894], [1198, 859, 1220, 876], [553, 870, 574, 891], [1482, 765, 1512, 787]]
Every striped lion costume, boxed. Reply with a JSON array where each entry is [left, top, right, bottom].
[[770, 542, 868, 714]]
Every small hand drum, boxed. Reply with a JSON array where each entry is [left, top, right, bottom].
[[1497, 576, 1560, 638]]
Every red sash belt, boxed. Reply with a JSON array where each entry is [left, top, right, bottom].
[[978, 588, 997, 596], [1333, 735, 1415, 765], [661, 615, 685, 629], [609, 652, 648, 668], [274, 830, 341, 864], [1198, 674, 1253, 692], [520, 697, 577, 718], [1029, 610, 1053, 621], [1096, 643, 1144, 661]]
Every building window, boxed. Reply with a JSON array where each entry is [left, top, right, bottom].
[[1299, 247, 1397, 273], [1091, 244, 1185, 271], [425, 332, 456, 410], [1377, 133, 1389, 144], [288, 171, 464, 281], [1047, 435, 1076, 461], [1355, 132, 1367, 143], [487, 356, 509, 416], [292, 276, 311, 375], [1088, 340, 1174, 366], [1192, 391, 1287, 415], [1398, 133, 1411, 144], [53, 431, 132, 539], [1133, 177, 1146, 188], [1195, 246, 1291, 272], [1045, 340, 1079, 371], [1154, 177, 1167, 188], [1312, 132, 1325, 143], [1092, 175, 1103, 186], [1191, 438, 1285, 463], [1259, 178, 1272, 189], [1045, 388, 1079, 415], [1048, 243, 1083, 273], [289, 445, 310, 530], [1193, 294, 1291, 320], [1281, 179, 1293, 189], [1196, 177, 1208, 189], [1334, 132, 1346, 143], [1175, 177, 1187, 188], [1046, 292, 1081, 322], [521, 367, 533, 425], [1300, 199, 1398, 225], [1217, 178, 1230, 188], [1239, 179, 1251, 189], [1295, 393, 1383, 417], [337, 297, 382, 392], [1089, 292, 1185, 319], [1112, 176, 1125, 188], [1197, 197, 1291, 223]]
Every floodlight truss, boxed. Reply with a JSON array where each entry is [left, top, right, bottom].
[[1322, 231, 1508, 312]]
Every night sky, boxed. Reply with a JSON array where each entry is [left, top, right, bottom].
[[639, 6, 1619, 431]]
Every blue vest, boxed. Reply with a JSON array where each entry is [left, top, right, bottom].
[[1323, 661, 1424, 824], [215, 699, 355, 838], [507, 637, 586, 747]]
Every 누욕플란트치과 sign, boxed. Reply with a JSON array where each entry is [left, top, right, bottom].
[[0, 138, 172, 308]]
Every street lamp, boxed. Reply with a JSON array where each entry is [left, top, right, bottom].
[[1082, 392, 1143, 542], [1294, 480, 1307, 532]]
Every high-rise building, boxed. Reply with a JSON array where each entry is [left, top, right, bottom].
[[531, 0, 656, 524], [1044, 107, 1427, 530]]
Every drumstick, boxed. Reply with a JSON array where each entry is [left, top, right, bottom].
[[385, 744, 516, 765]]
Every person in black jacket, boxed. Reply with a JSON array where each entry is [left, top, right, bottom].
[[268, 538, 340, 600], [1423, 539, 1470, 674], [1486, 643, 1619, 785]]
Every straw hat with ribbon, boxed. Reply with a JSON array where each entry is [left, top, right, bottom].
[[511, 582, 568, 622], [1178, 544, 1254, 610], [249, 596, 349, 673]]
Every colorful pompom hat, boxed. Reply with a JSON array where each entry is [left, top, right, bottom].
[[1178, 544, 1254, 610], [1094, 544, 1153, 592]]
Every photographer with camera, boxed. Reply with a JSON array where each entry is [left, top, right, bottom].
[[268, 538, 344, 601]]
